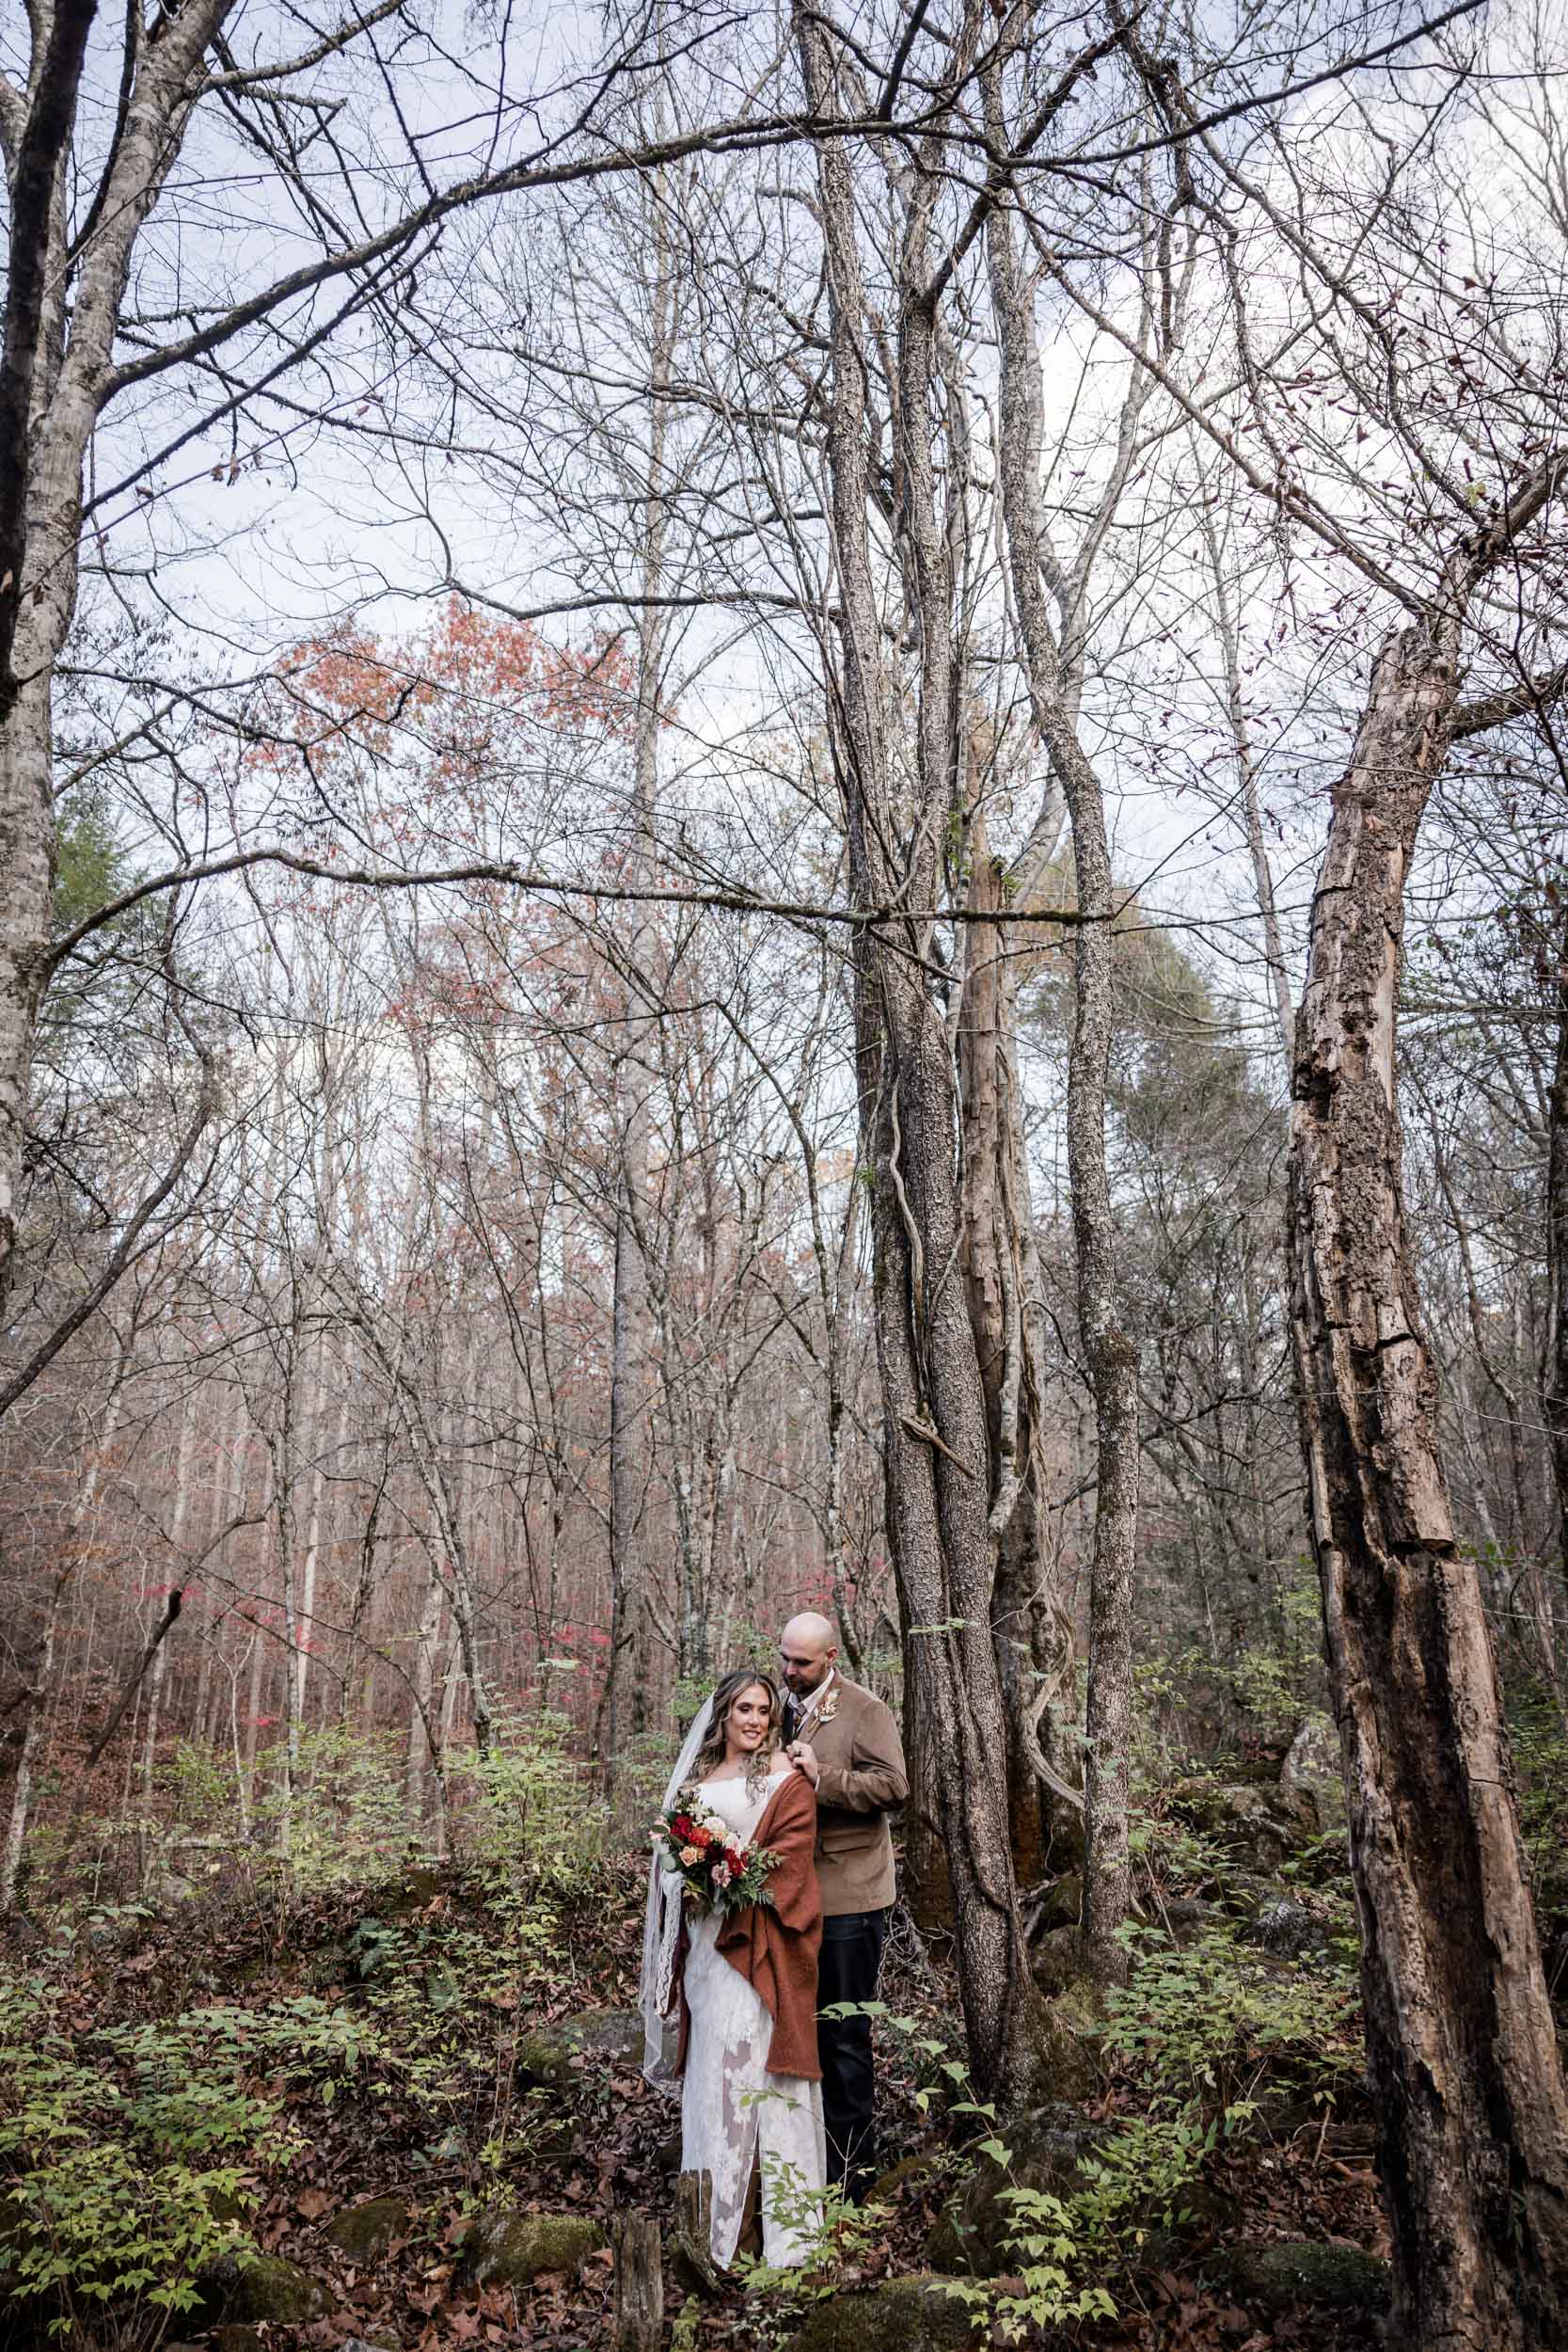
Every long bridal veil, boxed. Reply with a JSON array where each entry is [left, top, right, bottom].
[[639, 1694, 713, 2083]]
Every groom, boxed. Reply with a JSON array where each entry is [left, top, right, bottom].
[[779, 1611, 908, 2201]]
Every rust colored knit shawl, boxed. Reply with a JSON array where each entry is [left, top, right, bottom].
[[675, 1766, 824, 2082]]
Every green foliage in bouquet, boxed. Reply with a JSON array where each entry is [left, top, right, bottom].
[[654, 1787, 779, 1915]]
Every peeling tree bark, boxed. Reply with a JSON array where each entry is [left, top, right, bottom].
[[1289, 495, 1568, 2346]]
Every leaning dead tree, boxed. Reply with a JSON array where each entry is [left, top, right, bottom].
[[1288, 459, 1568, 2350]]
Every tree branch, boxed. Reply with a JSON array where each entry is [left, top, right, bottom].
[[1450, 663, 1568, 740], [45, 842, 1097, 974], [0, 1073, 219, 1421]]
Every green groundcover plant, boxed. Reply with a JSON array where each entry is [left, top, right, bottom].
[[0, 1971, 382, 2344]]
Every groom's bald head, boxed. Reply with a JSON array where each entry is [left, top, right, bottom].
[[779, 1611, 839, 1696]]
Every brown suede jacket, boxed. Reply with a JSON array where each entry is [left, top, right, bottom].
[[798, 1675, 908, 1915]]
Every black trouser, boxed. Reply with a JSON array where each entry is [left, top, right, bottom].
[[816, 1907, 889, 2199]]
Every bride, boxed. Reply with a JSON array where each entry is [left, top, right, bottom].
[[640, 1667, 827, 2268]]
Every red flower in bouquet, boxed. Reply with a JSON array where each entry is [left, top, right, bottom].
[[652, 1784, 779, 1916]]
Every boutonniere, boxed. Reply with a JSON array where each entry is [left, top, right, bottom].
[[816, 1691, 840, 1725]]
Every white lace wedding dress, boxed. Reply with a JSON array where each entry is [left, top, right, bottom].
[[681, 1767, 827, 2267]]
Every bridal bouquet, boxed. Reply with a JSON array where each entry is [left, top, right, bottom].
[[653, 1785, 779, 1915]]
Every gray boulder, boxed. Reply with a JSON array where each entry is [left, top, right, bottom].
[[1169, 1777, 1316, 1869], [192, 2251, 330, 2327], [1029, 1872, 1082, 1932], [1029, 1924, 1082, 1994], [1239, 1894, 1332, 1960], [322, 2196, 411, 2260], [515, 2008, 643, 2090], [925, 2103, 1109, 2276]]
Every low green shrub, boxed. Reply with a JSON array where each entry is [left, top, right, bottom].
[[1101, 1918, 1359, 2119], [458, 1708, 610, 1884], [0, 1971, 390, 2342], [253, 1725, 411, 1891], [735, 2159, 907, 2343], [0, 1977, 271, 2343]]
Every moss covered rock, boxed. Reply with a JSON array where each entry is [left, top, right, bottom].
[[1280, 1718, 1345, 1832], [1028, 1924, 1082, 1994], [323, 2196, 411, 2260], [1168, 1778, 1315, 1869], [1032, 1872, 1083, 1932], [788, 2276, 974, 2351], [1238, 1892, 1333, 1960], [1221, 2239, 1390, 2312], [1023, 1988, 1099, 2104], [458, 2210, 605, 2287], [515, 2008, 643, 2090], [925, 2103, 1109, 2277], [193, 2251, 330, 2326]]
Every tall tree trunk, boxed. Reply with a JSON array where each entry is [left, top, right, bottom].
[[1289, 586, 1568, 2348], [983, 136, 1137, 1980], [795, 0, 1043, 2103], [2, 1327, 131, 1907], [1063, 788, 1139, 1984], [0, 672, 56, 1311], [295, 1372, 347, 1740], [1198, 496, 1295, 1067], [606, 1165, 650, 1761], [600, 157, 674, 1784], [958, 832, 1077, 1883], [1544, 896, 1568, 1673], [138, 1384, 198, 1885], [2, 1565, 61, 1912], [405, 1564, 446, 1827], [0, 0, 233, 1312]]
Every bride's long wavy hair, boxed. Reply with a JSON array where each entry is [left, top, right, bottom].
[[692, 1668, 783, 1779]]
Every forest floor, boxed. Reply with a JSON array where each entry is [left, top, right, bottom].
[[0, 1738, 1458, 2352]]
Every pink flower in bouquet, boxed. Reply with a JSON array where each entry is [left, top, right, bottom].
[[654, 1786, 780, 1917]]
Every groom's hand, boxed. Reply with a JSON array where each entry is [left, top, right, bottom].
[[786, 1740, 820, 1788]]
